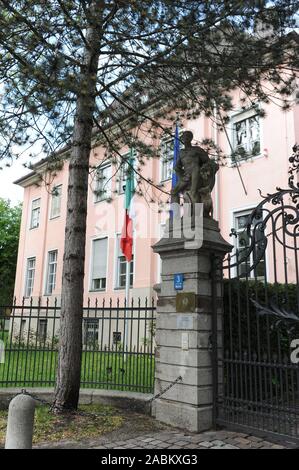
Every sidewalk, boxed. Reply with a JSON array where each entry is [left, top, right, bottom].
[[34, 410, 298, 449]]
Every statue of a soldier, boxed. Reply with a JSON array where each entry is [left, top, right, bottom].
[[171, 130, 218, 217]]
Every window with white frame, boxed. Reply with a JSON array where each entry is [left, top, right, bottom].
[[160, 138, 174, 182], [30, 198, 41, 229], [45, 250, 58, 295], [25, 257, 36, 297], [37, 319, 47, 342], [231, 108, 260, 162], [90, 237, 108, 291], [83, 318, 99, 347], [117, 151, 136, 195], [116, 235, 134, 288], [233, 210, 266, 279], [50, 185, 62, 219], [94, 164, 112, 202]]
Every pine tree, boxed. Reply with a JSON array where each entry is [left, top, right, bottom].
[[0, 0, 298, 410]]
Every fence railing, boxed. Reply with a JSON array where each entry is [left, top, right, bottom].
[[0, 297, 156, 393]]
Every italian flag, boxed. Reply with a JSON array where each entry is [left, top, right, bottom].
[[120, 149, 135, 262]]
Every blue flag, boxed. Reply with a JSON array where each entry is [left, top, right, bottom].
[[170, 123, 180, 219], [171, 123, 180, 191]]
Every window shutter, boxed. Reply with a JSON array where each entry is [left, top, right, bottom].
[[92, 238, 108, 279]]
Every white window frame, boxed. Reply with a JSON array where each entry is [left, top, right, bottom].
[[117, 151, 136, 195], [50, 184, 62, 219], [24, 257, 36, 298], [37, 319, 48, 342], [83, 318, 99, 346], [159, 137, 174, 182], [44, 250, 58, 295], [229, 106, 263, 166], [232, 207, 267, 280], [114, 233, 134, 289], [94, 163, 112, 202], [30, 198, 41, 229], [89, 236, 108, 292]]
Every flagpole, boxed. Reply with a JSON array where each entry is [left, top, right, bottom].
[[124, 259, 130, 358]]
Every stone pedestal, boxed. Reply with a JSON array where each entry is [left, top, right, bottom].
[[152, 217, 231, 433]]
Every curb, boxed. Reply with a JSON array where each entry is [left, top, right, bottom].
[[0, 388, 153, 414]]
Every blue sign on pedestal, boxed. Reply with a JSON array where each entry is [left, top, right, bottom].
[[174, 273, 184, 290]]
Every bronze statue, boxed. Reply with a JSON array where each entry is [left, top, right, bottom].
[[171, 131, 218, 217]]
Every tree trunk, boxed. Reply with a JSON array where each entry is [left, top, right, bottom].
[[53, 1, 102, 411]]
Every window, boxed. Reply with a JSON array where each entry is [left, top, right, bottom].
[[90, 238, 108, 291], [83, 318, 99, 347], [25, 257, 36, 297], [234, 210, 266, 279], [50, 185, 62, 219], [113, 331, 122, 345], [30, 198, 41, 229], [160, 139, 174, 181], [94, 164, 112, 202], [231, 108, 260, 162], [116, 235, 134, 288], [37, 319, 47, 342], [45, 250, 58, 295], [20, 319, 26, 341], [117, 151, 136, 195]]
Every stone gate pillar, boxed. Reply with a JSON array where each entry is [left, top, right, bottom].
[[152, 217, 231, 432]]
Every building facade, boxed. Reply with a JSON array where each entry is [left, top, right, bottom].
[[13, 96, 299, 310]]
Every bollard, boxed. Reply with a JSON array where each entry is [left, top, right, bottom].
[[5, 393, 36, 449]]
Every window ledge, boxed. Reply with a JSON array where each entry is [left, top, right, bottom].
[[49, 215, 60, 220], [94, 197, 112, 204], [229, 153, 266, 168], [113, 286, 133, 291]]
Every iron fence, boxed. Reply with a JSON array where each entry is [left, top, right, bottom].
[[0, 297, 156, 393], [214, 148, 299, 442]]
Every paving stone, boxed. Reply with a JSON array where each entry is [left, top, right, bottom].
[[173, 440, 191, 446], [247, 435, 264, 442], [250, 442, 266, 449], [234, 437, 251, 445], [222, 444, 239, 449], [201, 432, 221, 438], [84, 426, 292, 451], [198, 441, 213, 448], [210, 440, 226, 446]]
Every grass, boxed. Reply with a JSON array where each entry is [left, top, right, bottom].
[[0, 404, 123, 445], [0, 347, 155, 392]]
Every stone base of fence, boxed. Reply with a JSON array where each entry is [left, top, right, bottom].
[[0, 388, 152, 415]]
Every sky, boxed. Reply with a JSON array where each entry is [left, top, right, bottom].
[[0, 157, 30, 205]]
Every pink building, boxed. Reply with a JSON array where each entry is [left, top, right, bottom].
[[13, 97, 299, 307]]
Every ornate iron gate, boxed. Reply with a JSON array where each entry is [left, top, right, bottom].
[[215, 146, 299, 441]]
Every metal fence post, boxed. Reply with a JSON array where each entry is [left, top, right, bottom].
[[5, 393, 36, 449]]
